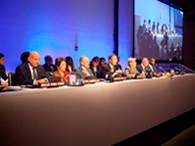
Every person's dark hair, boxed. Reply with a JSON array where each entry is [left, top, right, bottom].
[[65, 56, 74, 70], [20, 52, 29, 64], [0, 53, 4, 59], [45, 55, 52, 62], [100, 57, 105, 62], [100, 57, 106, 65], [92, 56, 100, 63], [55, 57, 65, 67], [108, 54, 116, 60]]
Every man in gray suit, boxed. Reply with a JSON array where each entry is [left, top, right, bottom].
[[75, 56, 94, 79]]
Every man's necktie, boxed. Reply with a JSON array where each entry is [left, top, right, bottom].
[[85, 68, 90, 76], [33, 67, 38, 80], [111, 67, 114, 72]]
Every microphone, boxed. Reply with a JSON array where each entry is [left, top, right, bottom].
[[174, 67, 180, 75], [159, 66, 167, 74], [174, 67, 185, 75]]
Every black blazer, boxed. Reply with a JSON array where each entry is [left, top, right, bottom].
[[16, 62, 48, 85], [152, 65, 158, 73], [43, 64, 57, 72], [116, 64, 122, 70], [75, 66, 94, 79], [136, 64, 152, 73], [89, 63, 101, 78], [101, 64, 117, 78], [0, 64, 8, 81], [90, 63, 100, 74]]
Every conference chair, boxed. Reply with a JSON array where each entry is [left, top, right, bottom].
[[8, 72, 17, 86]]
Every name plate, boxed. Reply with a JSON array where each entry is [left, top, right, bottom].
[[113, 77, 127, 81], [39, 82, 65, 88], [84, 79, 100, 84]]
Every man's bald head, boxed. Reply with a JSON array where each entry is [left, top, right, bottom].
[[80, 56, 90, 68], [28, 51, 40, 67]]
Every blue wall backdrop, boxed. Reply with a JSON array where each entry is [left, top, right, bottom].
[[0, 0, 123, 73], [118, 0, 133, 68]]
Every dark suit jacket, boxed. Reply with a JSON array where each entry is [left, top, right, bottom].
[[136, 64, 152, 73], [101, 64, 117, 78], [116, 64, 122, 70], [90, 63, 101, 78], [43, 64, 57, 72], [0, 64, 8, 81], [16, 62, 48, 85], [90, 63, 100, 74], [150, 65, 158, 73], [75, 66, 94, 79]]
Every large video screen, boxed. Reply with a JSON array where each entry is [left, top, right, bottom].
[[134, 0, 183, 61]]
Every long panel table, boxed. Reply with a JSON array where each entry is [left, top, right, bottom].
[[0, 74, 195, 145]]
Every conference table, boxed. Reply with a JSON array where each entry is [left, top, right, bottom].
[[0, 74, 195, 145]]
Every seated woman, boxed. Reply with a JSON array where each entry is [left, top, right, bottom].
[[65, 56, 74, 73], [54, 57, 70, 82], [99, 57, 106, 70], [125, 57, 141, 78]]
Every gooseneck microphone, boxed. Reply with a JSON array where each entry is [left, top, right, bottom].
[[158, 66, 167, 74]]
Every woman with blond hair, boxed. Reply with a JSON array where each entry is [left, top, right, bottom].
[[125, 57, 140, 78]]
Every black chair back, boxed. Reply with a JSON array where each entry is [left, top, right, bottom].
[[8, 72, 17, 86]]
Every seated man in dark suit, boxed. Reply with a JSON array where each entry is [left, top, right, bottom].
[[16, 51, 49, 85], [75, 56, 94, 79], [0, 64, 8, 86], [43, 55, 57, 72], [101, 54, 123, 79], [149, 58, 158, 74], [0, 53, 8, 89], [136, 57, 152, 76]]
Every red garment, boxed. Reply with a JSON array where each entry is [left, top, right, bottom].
[[99, 65, 103, 70], [64, 71, 70, 82]]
